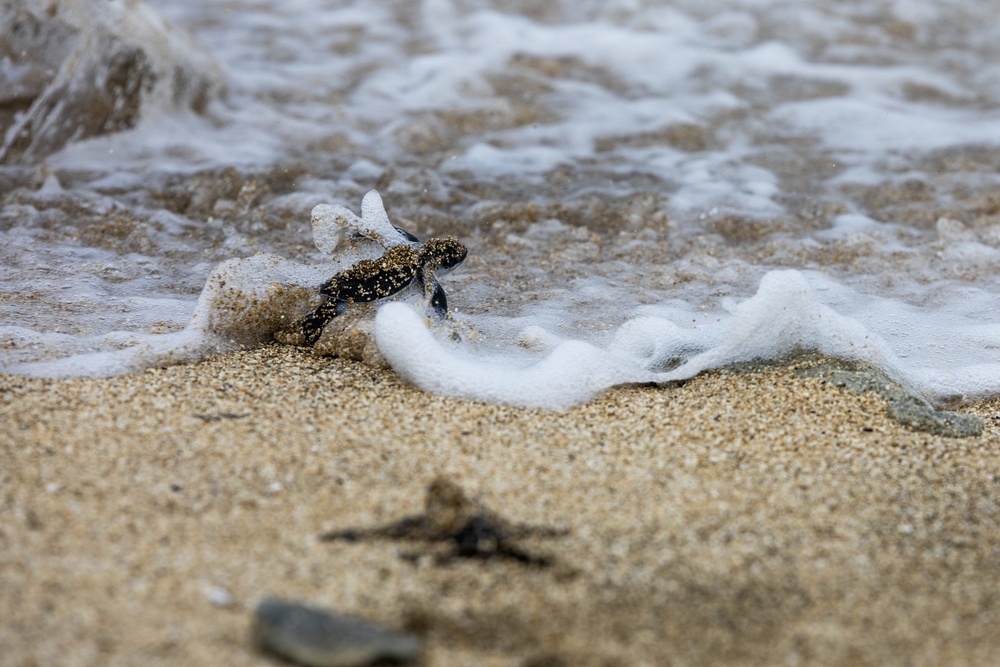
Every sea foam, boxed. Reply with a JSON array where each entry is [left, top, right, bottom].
[[376, 269, 910, 410]]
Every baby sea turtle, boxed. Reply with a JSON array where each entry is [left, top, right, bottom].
[[298, 228, 467, 346]]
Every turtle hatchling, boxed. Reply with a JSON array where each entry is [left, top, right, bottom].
[[299, 192, 467, 345]]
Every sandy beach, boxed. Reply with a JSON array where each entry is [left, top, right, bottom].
[[3, 345, 1000, 666]]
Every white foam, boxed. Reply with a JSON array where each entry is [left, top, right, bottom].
[[376, 301, 652, 410], [374, 270, 921, 409], [4, 253, 322, 378], [310, 190, 412, 253]]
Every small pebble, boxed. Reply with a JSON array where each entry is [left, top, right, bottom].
[[203, 584, 233, 607], [253, 598, 421, 667]]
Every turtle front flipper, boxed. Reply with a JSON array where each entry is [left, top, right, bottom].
[[394, 227, 421, 243], [428, 279, 449, 319], [416, 268, 449, 319], [415, 237, 467, 320]]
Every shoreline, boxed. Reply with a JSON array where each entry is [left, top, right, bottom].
[[4, 344, 1000, 665]]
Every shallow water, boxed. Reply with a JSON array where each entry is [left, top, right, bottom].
[[3, 0, 1000, 408]]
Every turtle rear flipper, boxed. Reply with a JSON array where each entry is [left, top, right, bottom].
[[299, 298, 348, 345]]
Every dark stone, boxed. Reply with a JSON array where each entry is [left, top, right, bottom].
[[253, 598, 421, 667], [795, 356, 983, 438]]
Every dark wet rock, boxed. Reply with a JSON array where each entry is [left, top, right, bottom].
[[253, 598, 421, 667], [322, 477, 566, 566], [0, 0, 224, 163]]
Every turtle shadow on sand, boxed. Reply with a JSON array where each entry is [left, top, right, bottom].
[[321, 478, 566, 567]]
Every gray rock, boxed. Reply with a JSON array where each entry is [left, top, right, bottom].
[[253, 598, 421, 667], [798, 358, 984, 438], [720, 353, 983, 438], [0, 0, 224, 163]]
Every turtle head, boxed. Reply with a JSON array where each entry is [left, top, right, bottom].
[[420, 237, 468, 274]]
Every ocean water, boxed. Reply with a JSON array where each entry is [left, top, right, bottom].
[[3, 0, 1000, 409]]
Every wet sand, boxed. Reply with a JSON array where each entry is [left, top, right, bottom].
[[3, 345, 1000, 666]]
